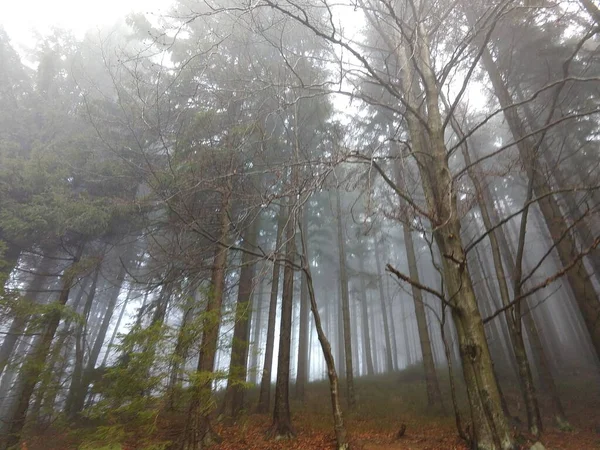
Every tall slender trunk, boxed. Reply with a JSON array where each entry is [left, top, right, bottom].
[[222, 218, 259, 417], [335, 190, 355, 408], [375, 242, 394, 373], [295, 206, 310, 401], [2, 243, 84, 450], [181, 188, 231, 450], [478, 36, 600, 361], [257, 204, 286, 413], [358, 258, 374, 376], [270, 198, 296, 439]]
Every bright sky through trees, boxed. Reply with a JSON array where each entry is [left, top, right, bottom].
[[0, 0, 172, 48]]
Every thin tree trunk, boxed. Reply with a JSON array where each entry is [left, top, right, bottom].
[[358, 258, 374, 376], [375, 241, 394, 373], [295, 206, 310, 401]]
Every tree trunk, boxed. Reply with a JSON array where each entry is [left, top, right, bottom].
[[249, 274, 264, 385], [391, 29, 514, 448], [358, 258, 374, 376], [2, 243, 84, 450], [295, 206, 310, 401], [374, 241, 394, 373], [181, 189, 231, 450], [270, 199, 296, 439], [401, 221, 443, 406], [222, 217, 259, 417], [257, 204, 286, 413], [335, 190, 355, 408]]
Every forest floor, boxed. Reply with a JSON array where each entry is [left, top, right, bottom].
[[27, 366, 600, 450]]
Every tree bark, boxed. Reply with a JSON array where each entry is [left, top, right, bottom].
[[270, 199, 296, 439], [390, 26, 514, 448], [456, 124, 541, 436], [295, 206, 310, 401]]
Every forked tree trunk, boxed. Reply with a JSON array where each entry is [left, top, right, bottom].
[[65, 264, 101, 417]]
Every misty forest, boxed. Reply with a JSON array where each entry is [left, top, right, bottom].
[[1, 1, 600, 449]]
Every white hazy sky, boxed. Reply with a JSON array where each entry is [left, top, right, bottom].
[[0, 0, 172, 48]]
